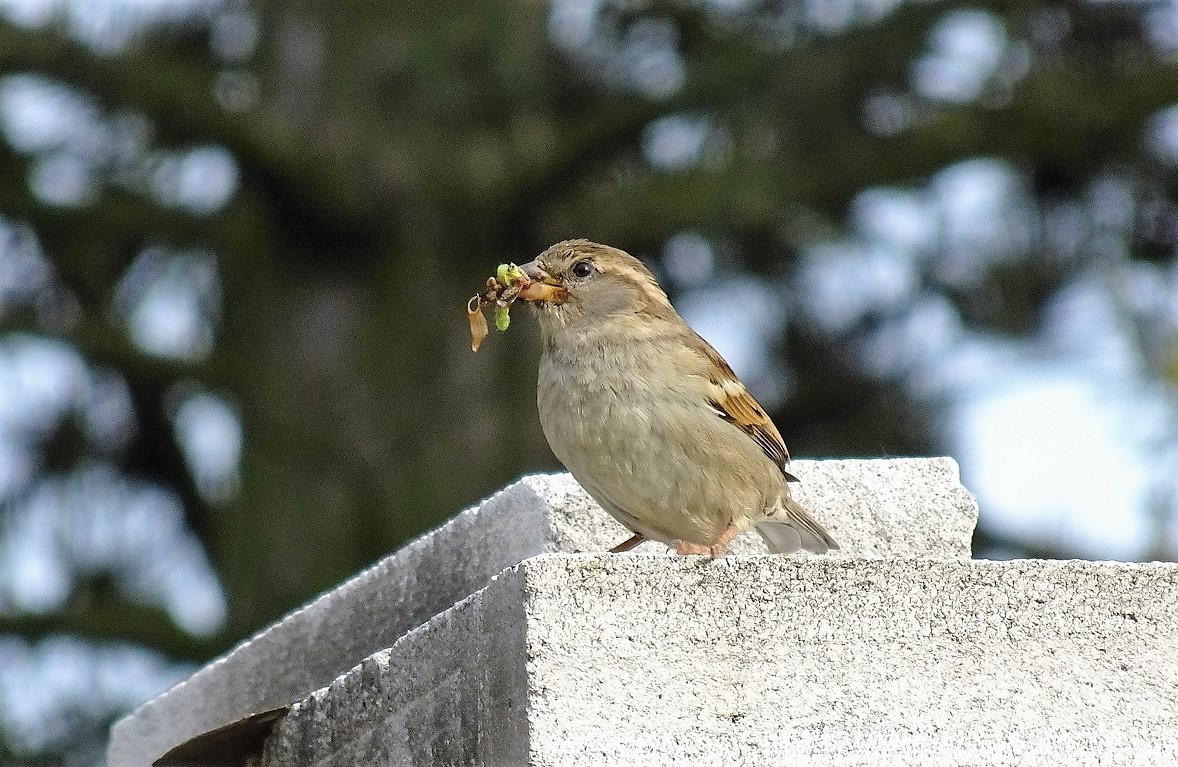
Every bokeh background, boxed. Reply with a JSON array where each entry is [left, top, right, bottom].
[[1, 0, 1177, 762]]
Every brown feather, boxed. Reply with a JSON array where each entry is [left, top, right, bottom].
[[687, 331, 793, 473]]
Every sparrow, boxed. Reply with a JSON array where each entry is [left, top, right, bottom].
[[515, 239, 838, 557]]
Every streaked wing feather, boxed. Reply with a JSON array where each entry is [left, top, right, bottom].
[[689, 331, 792, 472]]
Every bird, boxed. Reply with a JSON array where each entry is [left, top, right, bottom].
[[514, 239, 838, 557]]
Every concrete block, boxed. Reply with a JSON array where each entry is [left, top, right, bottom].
[[262, 555, 1178, 767], [109, 458, 976, 767], [109, 473, 547, 767]]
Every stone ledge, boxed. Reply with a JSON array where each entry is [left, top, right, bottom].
[[108, 458, 977, 767], [262, 556, 1178, 767]]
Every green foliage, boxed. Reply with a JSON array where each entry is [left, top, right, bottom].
[[0, 0, 1176, 762]]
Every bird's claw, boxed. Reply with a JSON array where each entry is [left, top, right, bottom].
[[670, 539, 729, 558]]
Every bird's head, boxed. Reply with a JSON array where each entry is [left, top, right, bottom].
[[517, 240, 675, 334]]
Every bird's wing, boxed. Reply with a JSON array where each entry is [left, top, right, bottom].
[[687, 331, 794, 474]]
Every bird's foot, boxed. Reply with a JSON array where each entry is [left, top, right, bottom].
[[670, 539, 729, 558], [609, 534, 646, 553], [669, 523, 742, 558]]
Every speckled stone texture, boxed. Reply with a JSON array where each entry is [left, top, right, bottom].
[[262, 556, 1178, 767], [109, 458, 975, 767]]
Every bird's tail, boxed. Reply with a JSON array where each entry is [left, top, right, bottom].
[[755, 496, 839, 554]]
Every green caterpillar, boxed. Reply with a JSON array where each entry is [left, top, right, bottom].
[[494, 263, 526, 331]]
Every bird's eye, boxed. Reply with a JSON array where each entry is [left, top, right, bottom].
[[571, 260, 594, 279]]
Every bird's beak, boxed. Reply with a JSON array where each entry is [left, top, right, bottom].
[[516, 260, 568, 304]]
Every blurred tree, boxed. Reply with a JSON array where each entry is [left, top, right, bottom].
[[0, 0, 1176, 762]]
